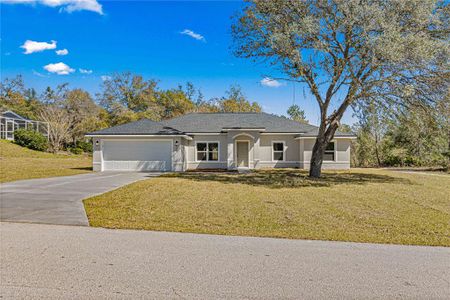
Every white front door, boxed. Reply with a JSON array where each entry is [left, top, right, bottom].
[[236, 141, 249, 168], [102, 140, 172, 171]]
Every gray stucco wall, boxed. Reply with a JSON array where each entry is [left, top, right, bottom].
[[301, 138, 351, 169], [185, 134, 228, 170], [92, 135, 353, 172], [257, 134, 300, 169]]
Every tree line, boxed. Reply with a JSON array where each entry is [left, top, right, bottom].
[[0, 73, 262, 152], [1, 73, 448, 169]]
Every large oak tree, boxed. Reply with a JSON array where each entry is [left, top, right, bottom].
[[232, 0, 449, 177]]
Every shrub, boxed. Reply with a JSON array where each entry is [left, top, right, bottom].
[[14, 129, 48, 151], [76, 140, 93, 153], [68, 147, 83, 155]]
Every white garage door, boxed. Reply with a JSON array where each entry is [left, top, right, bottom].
[[102, 140, 172, 171]]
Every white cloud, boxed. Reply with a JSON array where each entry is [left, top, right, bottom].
[[101, 75, 111, 81], [79, 68, 92, 74], [21, 40, 56, 54], [32, 70, 48, 77], [56, 48, 68, 55], [180, 29, 205, 42], [1, 0, 103, 15], [43, 62, 75, 75], [260, 77, 283, 88]]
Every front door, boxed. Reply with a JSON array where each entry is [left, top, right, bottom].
[[236, 141, 249, 167]]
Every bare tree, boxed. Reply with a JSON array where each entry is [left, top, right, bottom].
[[39, 106, 74, 153], [232, 0, 449, 177]]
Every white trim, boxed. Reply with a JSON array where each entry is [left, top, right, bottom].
[[295, 136, 356, 140], [235, 140, 250, 168], [86, 134, 193, 140], [272, 141, 286, 162], [260, 133, 298, 135], [259, 161, 298, 163], [195, 141, 220, 162], [222, 128, 265, 132], [231, 133, 255, 140], [185, 133, 226, 136], [187, 161, 227, 164]]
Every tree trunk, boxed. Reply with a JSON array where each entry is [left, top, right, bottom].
[[309, 120, 340, 178], [309, 139, 326, 178]]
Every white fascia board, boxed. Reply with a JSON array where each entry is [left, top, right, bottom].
[[85, 134, 193, 140], [221, 128, 266, 132], [185, 132, 226, 136], [294, 136, 357, 140], [260, 132, 300, 135]]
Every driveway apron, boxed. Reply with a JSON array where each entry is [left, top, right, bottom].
[[0, 172, 156, 226]]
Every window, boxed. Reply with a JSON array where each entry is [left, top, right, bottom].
[[196, 142, 219, 161], [272, 142, 284, 161], [324, 142, 335, 161]]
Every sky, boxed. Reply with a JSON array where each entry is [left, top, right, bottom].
[[0, 0, 356, 126]]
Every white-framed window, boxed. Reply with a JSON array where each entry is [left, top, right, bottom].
[[196, 142, 219, 162], [272, 141, 285, 161], [324, 141, 336, 161]]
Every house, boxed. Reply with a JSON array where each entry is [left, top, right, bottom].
[[86, 112, 355, 172], [0, 110, 49, 141]]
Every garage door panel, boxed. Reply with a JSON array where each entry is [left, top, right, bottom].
[[103, 161, 167, 171], [102, 140, 172, 171]]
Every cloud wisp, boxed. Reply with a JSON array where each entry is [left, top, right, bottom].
[[101, 75, 112, 81], [21, 40, 56, 54], [43, 62, 75, 75], [79, 68, 93, 74], [56, 49, 69, 55], [1, 0, 103, 15], [180, 29, 205, 42], [260, 77, 284, 88]]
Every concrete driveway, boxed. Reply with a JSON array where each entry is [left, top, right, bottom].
[[0, 172, 156, 226], [1, 222, 449, 299]]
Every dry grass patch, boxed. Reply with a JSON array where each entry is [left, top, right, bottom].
[[84, 168, 450, 246], [0, 140, 91, 183]]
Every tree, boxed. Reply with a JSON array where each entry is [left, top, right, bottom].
[[98, 72, 161, 124], [216, 85, 262, 112], [39, 106, 74, 153], [0, 75, 42, 119], [63, 89, 107, 144], [156, 89, 195, 119], [287, 104, 308, 124], [232, 0, 449, 177]]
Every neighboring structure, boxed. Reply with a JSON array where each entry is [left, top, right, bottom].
[[86, 112, 356, 172], [0, 110, 49, 141]]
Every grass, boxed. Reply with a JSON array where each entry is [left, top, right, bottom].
[[0, 140, 92, 183], [84, 168, 450, 247]]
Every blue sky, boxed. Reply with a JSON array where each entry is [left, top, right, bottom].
[[0, 0, 355, 125]]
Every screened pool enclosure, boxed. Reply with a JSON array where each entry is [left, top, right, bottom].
[[0, 111, 48, 141]]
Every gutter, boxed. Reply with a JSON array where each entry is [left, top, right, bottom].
[[85, 134, 193, 140]]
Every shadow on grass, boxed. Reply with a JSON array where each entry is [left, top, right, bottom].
[[163, 169, 412, 189], [70, 167, 93, 171]]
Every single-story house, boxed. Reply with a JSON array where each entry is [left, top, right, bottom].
[[86, 112, 355, 172]]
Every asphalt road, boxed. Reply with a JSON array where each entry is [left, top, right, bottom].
[[1, 222, 449, 299], [0, 172, 156, 225]]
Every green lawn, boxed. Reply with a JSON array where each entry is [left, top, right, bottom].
[[84, 168, 450, 246], [0, 140, 92, 183]]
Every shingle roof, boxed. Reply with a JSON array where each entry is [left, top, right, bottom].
[[87, 113, 354, 137], [163, 112, 319, 133], [87, 119, 183, 135]]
